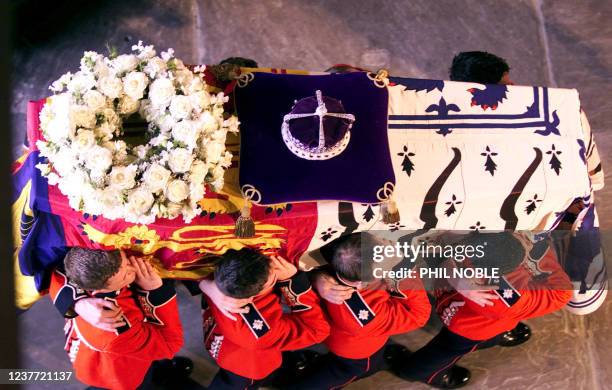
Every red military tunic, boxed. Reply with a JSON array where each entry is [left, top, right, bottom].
[[436, 245, 572, 341], [323, 276, 431, 359], [202, 272, 330, 380], [49, 269, 184, 390]]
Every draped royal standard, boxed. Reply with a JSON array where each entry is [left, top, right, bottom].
[[305, 76, 605, 315], [305, 78, 592, 247], [14, 67, 605, 314]]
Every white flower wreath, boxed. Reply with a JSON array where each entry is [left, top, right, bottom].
[[36, 41, 239, 224]]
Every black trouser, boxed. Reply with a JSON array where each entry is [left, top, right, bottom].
[[396, 327, 501, 384], [292, 346, 386, 390], [209, 368, 281, 390], [85, 361, 154, 389]]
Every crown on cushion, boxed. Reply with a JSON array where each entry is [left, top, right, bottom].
[[281, 90, 355, 160]]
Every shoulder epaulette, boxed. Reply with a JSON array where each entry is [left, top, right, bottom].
[[276, 272, 312, 312], [52, 270, 89, 318], [240, 303, 271, 339], [134, 280, 177, 326], [344, 290, 376, 327]]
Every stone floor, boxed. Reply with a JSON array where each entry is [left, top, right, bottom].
[[12, 1, 612, 389]]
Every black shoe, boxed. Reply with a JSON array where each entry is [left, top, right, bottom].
[[152, 356, 194, 385], [268, 350, 322, 387], [383, 342, 411, 370], [428, 365, 471, 389], [498, 322, 531, 347]]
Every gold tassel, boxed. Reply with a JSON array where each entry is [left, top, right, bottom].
[[381, 198, 400, 224], [235, 204, 255, 238]]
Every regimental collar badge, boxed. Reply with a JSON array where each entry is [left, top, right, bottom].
[[281, 90, 355, 160]]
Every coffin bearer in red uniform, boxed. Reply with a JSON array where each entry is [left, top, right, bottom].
[[202, 248, 330, 389], [294, 233, 431, 389], [49, 248, 185, 390], [394, 232, 572, 388]]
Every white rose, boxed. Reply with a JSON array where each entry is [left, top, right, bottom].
[[157, 150, 170, 165], [95, 122, 115, 141], [118, 96, 140, 115], [101, 108, 120, 127], [138, 98, 150, 118], [39, 104, 54, 130], [190, 91, 210, 110], [203, 140, 225, 163], [80, 51, 103, 72], [45, 117, 74, 143], [67, 73, 96, 94], [132, 145, 150, 159], [49, 72, 72, 93], [172, 120, 199, 148], [173, 58, 185, 69], [98, 76, 123, 99], [169, 95, 192, 120], [58, 171, 87, 199], [86, 146, 113, 173], [210, 176, 224, 193], [82, 188, 104, 216], [143, 57, 167, 78], [223, 116, 240, 132], [112, 54, 139, 75], [83, 90, 107, 111], [149, 78, 175, 107], [47, 172, 60, 186], [73, 129, 96, 152], [165, 202, 183, 218], [168, 148, 193, 173], [94, 59, 110, 78], [126, 187, 154, 216], [187, 77, 204, 94], [210, 129, 227, 143], [189, 182, 205, 203], [220, 150, 233, 168], [157, 115, 176, 133], [53, 147, 77, 176], [89, 169, 106, 187], [181, 204, 198, 223], [136, 44, 156, 60], [161, 48, 175, 61], [211, 164, 225, 181], [111, 140, 128, 163], [109, 165, 137, 190], [149, 134, 168, 147], [212, 105, 225, 118], [166, 179, 189, 203], [175, 69, 193, 90], [143, 163, 171, 193], [96, 187, 123, 219], [189, 160, 207, 184], [70, 105, 96, 129], [123, 71, 148, 100], [36, 140, 52, 158], [43, 94, 75, 142], [201, 111, 219, 133]]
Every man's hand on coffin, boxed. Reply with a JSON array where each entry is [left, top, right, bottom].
[[131, 255, 163, 291], [441, 258, 499, 307], [270, 255, 298, 281], [74, 298, 126, 332], [453, 277, 499, 307], [198, 279, 252, 321], [312, 272, 354, 305]]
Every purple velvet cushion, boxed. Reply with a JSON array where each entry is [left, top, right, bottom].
[[235, 71, 394, 205]]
